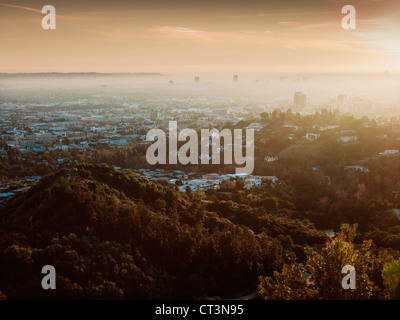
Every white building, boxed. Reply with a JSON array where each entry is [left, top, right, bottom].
[[306, 133, 320, 141], [344, 165, 369, 173], [379, 150, 399, 156], [264, 156, 278, 163], [338, 136, 358, 143]]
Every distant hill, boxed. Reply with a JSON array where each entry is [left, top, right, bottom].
[[0, 72, 162, 78]]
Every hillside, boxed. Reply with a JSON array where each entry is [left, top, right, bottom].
[[0, 163, 327, 299]]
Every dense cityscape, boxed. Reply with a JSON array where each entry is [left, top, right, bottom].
[[1, 73, 400, 202]]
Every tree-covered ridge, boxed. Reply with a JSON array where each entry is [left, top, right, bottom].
[[0, 163, 323, 299], [0, 163, 398, 299]]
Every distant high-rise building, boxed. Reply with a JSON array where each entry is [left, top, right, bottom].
[[294, 92, 306, 109], [338, 94, 347, 104], [233, 74, 238, 83], [169, 80, 174, 86], [194, 76, 200, 84]]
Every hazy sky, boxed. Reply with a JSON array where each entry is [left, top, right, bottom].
[[1, 0, 399, 73]]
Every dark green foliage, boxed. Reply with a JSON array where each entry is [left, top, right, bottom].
[[0, 163, 291, 299]]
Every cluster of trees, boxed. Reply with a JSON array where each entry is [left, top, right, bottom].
[[93, 144, 148, 169], [258, 224, 400, 299], [1, 163, 308, 299], [0, 145, 81, 179]]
